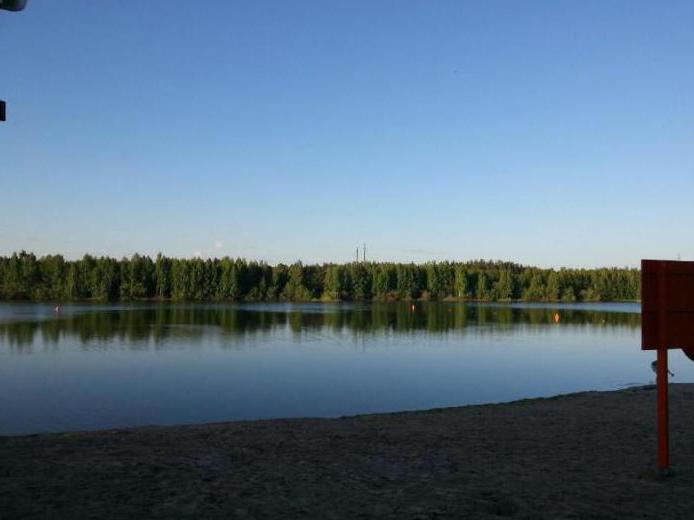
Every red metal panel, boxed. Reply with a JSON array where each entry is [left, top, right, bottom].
[[641, 259, 694, 350]]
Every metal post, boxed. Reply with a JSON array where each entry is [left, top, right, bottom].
[[657, 346, 669, 472], [657, 262, 669, 473]]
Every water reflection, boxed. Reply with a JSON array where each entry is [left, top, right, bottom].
[[0, 303, 640, 350]]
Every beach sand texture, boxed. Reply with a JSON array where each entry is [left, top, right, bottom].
[[2, 384, 694, 519]]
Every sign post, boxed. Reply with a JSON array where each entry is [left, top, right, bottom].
[[642, 259, 694, 473], [656, 347, 668, 471]]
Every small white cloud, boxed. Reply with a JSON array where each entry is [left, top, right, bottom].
[[214, 240, 223, 249], [193, 251, 203, 258]]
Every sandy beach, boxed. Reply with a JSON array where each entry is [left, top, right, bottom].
[[2, 384, 694, 519]]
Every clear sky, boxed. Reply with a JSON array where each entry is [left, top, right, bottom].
[[1, 1, 692, 267]]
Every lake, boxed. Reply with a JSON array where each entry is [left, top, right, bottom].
[[1, 301, 690, 435]]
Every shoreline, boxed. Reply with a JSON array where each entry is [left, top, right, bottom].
[[3, 385, 694, 519], [0, 298, 641, 304]]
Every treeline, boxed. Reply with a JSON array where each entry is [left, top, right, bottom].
[[0, 251, 640, 302]]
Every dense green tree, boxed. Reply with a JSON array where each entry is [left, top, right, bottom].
[[546, 271, 560, 301], [372, 264, 395, 300], [349, 263, 372, 301], [426, 263, 443, 298], [396, 263, 418, 299], [154, 253, 171, 299], [561, 285, 576, 302], [170, 259, 190, 300], [93, 257, 120, 300], [323, 265, 344, 300], [454, 266, 468, 298], [0, 252, 642, 303], [0, 254, 23, 298], [268, 264, 289, 300], [283, 262, 312, 301], [494, 270, 513, 301], [219, 257, 240, 300], [476, 273, 489, 300], [524, 273, 545, 301], [65, 262, 81, 300], [40, 254, 67, 300]]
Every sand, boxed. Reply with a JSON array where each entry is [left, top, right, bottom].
[[2, 384, 694, 519]]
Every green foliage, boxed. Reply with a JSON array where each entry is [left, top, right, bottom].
[[0, 252, 642, 303], [476, 273, 489, 300], [372, 264, 395, 300], [523, 273, 545, 301], [545, 271, 560, 301], [396, 263, 418, 300], [282, 262, 312, 301], [454, 266, 468, 299], [494, 270, 514, 301], [155, 253, 171, 299], [425, 262, 454, 299], [348, 262, 372, 301], [323, 264, 345, 300]]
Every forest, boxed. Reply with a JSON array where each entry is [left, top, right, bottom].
[[0, 251, 640, 302]]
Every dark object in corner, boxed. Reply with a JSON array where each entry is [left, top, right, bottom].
[[0, 0, 27, 122], [0, 0, 28, 11]]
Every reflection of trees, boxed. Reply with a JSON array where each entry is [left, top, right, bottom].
[[0, 320, 40, 350], [0, 304, 641, 349]]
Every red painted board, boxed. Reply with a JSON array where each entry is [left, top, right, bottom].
[[642, 259, 694, 350]]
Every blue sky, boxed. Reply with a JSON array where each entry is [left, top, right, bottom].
[[1, 1, 692, 267]]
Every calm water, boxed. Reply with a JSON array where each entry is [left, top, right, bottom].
[[1, 302, 691, 435]]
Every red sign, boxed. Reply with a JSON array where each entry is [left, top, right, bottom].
[[641, 259, 694, 352], [641, 259, 694, 473]]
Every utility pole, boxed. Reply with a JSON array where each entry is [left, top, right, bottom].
[[356, 247, 359, 263]]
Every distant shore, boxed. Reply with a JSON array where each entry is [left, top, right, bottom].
[[0, 297, 641, 304], [2, 384, 693, 519], [1, 252, 640, 304]]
